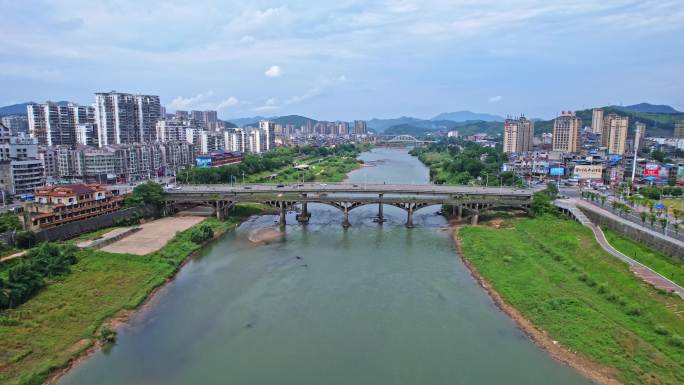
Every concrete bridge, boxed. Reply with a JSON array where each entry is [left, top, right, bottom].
[[375, 135, 437, 146], [165, 183, 535, 227]]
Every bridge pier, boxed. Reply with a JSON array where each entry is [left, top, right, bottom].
[[377, 194, 384, 223], [406, 204, 415, 228], [342, 206, 351, 228], [457, 205, 463, 220], [279, 204, 287, 227], [297, 202, 310, 223]]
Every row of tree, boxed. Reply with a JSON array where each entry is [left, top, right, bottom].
[[0, 243, 77, 309], [410, 138, 521, 186], [176, 145, 366, 185]]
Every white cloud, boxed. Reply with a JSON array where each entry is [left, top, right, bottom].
[[488, 95, 502, 103], [264, 65, 282, 78], [168, 91, 238, 111], [239, 35, 256, 44], [168, 91, 214, 110], [215, 97, 239, 110]]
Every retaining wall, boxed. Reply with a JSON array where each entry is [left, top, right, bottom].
[[578, 205, 684, 260], [35, 205, 157, 242]]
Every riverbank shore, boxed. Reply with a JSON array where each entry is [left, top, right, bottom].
[[453, 216, 684, 385], [42, 215, 244, 385], [450, 222, 621, 385], [0, 205, 268, 385]]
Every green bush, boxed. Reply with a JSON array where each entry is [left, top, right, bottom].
[[0, 243, 78, 310], [667, 334, 684, 347]]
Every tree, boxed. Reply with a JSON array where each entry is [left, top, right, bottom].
[[640, 211, 648, 223], [649, 213, 657, 227], [125, 182, 165, 209], [659, 218, 668, 231], [600, 195, 607, 206], [0, 212, 20, 233]]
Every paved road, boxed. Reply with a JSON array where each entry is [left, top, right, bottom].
[[170, 182, 537, 197]]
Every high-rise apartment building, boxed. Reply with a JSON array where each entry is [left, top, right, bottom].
[[503, 116, 534, 154], [224, 128, 246, 152], [27, 102, 95, 146], [603, 113, 629, 155], [591, 108, 604, 135], [675, 119, 684, 139], [552, 111, 582, 153], [95, 91, 161, 146], [258, 120, 275, 151], [1, 115, 29, 134], [354, 120, 367, 135]]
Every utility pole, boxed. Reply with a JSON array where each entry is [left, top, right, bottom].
[[631, 123, 641, 186]]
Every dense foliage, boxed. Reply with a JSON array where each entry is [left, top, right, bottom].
[[0, 213, 20, 233], [125, 181, 165, 208], [0, 243, 77, 309], [530, 183, 559, 217], [189, 223, 214, 244], [410, 138, 521, 186], [638, 185, 683, 200], [177, 145, 366, 185]]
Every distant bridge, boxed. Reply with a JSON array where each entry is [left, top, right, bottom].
[[165, 183, 535, 227], [375, 135, 437, 146]]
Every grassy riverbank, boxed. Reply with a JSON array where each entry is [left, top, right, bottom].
[[178, 144, 369, 185], [458, 216, 684, 385], [0, 204, 264, 385], [604, 228, 684, 287]]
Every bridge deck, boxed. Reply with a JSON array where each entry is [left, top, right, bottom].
[[168, 183, 535, 197]]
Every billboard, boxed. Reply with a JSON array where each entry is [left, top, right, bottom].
[[550, 167, 565, 176], [573, 165, 603, 180], [195, 157, 212, 168], [643, 163, 661, 178], [677, 165, 684, 181]]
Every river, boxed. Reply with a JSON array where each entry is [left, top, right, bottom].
[[58, 148, 591, 385]]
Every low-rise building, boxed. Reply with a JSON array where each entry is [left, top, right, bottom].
[[22, 183, 124, 230]]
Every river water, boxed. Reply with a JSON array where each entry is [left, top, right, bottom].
[[59, 148, 591, 385]]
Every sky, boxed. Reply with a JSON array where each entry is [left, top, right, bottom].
[[1, 0, 683, 120]]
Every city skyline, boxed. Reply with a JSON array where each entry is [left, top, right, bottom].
[[1, 0, 684, 120]]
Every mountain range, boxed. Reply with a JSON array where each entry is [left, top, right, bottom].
[[0, 101, 71, 116], [3, 101, 682, 138]]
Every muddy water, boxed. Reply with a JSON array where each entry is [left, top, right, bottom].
[[58, 148, 591, 385]]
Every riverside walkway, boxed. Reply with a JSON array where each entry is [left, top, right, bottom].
[[556, 198, 684, 299]]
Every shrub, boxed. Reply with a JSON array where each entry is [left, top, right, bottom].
[[99, 327, 117, 344], [667, 334, 684, 347], [654, 324, 670, 336], [626, 306, 643, 317]]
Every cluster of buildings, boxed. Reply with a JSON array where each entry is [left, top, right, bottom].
[[0, 90, 371, 198], [502, 108, 684, 188]]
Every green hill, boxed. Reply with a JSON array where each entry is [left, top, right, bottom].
[[534, 107, 683, 137]]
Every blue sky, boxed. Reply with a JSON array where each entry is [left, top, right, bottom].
[[1, 0, 683, 120]]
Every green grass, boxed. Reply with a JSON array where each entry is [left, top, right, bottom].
[[604, 228, 684, 288], [459, 216, 684, 385], [250, 155, 362, 184], [0, 204, 263, 385]]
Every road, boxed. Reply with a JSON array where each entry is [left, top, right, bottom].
[[170, 182, 538, 197]]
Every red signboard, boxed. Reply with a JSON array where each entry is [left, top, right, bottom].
[[643, 163, 661, 177]]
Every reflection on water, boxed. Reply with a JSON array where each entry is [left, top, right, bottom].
[[58, 148, 590, 385]]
